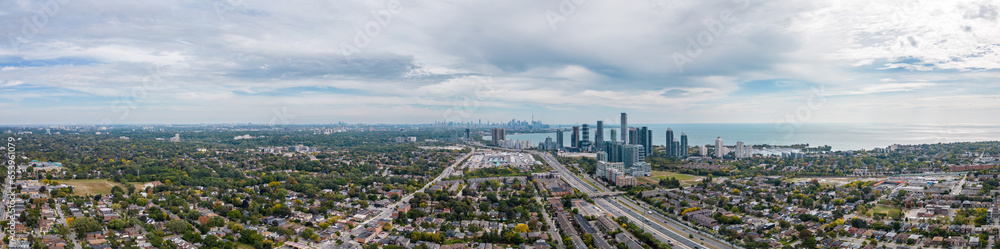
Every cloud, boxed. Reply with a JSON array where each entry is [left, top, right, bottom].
[[0, 0, 998, 124], [835, 82, 936, 95]]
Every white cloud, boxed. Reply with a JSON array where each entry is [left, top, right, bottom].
[[836, 82, 937, 95], [0, 0, 998, 124]]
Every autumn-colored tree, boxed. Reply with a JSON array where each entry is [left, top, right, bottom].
[[514, 223, 529, 233]]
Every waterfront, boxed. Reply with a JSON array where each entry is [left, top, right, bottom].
[[496, 123, 1000, 151]]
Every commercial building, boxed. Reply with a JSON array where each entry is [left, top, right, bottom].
[[628, 128, 637, 145], [735, 141, 750, 159], [620, 113, 627, 144], [595, 142, 651, 183], [715, 137, 724, 158], [666, 128, 675, 157], [491, 128, 506, 146], [556, 130, 564, 149], [639, 126, 651, 157], [580, 124, 591, 151], [595, 121, 604, 150], [571, 126, 580, 149], [680, 133, 689, 158]]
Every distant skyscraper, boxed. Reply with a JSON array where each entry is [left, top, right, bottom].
[[646, 129, 653, 157], [571, 126, 580, 149], [623, 144, 646, 166], [595, 121, 604, 149], [556, 130, 564, 149], [680, 133, 688, 158], [620, 113, 628, 144], [491, 128, 506, 146], [715, 137, 724, 158], [672, 139, 680, 158], [595, 141, 651, 179], [610, 129, 617, 142], [638, 126, 650, 157], [733, 141, 753, 159], [581, 124, 591, 150], [465, 128, 470, 139], [665, 128, 675, 158], [628, 128, 637, 145]]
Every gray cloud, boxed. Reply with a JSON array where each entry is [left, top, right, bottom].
[[1, 0, 999, 124]]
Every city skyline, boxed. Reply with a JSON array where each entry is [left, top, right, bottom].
[[2, 1, 999, 124]]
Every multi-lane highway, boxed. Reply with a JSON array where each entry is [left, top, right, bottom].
[[613, 196, 737, 249], [595, 198, 695, 249], [528, 150, 738, 249]]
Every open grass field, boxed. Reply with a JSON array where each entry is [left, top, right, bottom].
[[868, 206, 901, 216], [651, 171, 699, 181], [636, 177, 659, 185], [640, 171, 703, 187], [59, 179, 149, 195], [59, 179, 120, 195]]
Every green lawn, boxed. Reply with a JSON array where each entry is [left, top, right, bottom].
[[59, 179, 121, 195], [868, 206, 901, 216], [59, 179, 150, 195], [651, 171, 698, 181]]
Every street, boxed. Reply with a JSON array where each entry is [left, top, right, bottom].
[[321, 147, 476, 248], [526, 150, 737, 249]]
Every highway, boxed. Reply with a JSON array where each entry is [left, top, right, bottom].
[[595, 198, 693, 249], [526, 151, 735, 249], [531, 152, 600, 194], [614, 197, 736, 249]]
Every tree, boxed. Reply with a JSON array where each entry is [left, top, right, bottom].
[[802, 236, 817, 248], [108, 219, 128, 230], [301, 228, 316, 240], [514, 223, 529, 233], [798, 229, 812, 240], [111, 186, 124, 196], [228, 210, 243, 220], [69, 217, 102, 239], [203, 235, 222, 248], [165, 219, 191, 234], [135, 197, 148, 206]]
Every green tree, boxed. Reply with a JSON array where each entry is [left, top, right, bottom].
[[108, 219, 129, 230], [165, 219, 191, 234], [69, 217, 102, 239]]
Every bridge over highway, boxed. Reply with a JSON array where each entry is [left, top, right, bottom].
[[590, 191, 625, 198]]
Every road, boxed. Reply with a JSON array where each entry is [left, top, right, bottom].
[[951, 174, 967, 196], [1, 165, 18, 241], [535, 196, 566, 249], [321, 147, 476, 249], [595, 198, 693, 249], [526, 150, 734, 249], [530, 152, 599, 194], [614, 197, 736, 249]]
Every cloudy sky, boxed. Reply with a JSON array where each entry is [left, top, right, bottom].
[[1, 0, 999, 125]]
